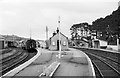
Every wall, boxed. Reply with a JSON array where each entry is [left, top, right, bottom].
[[99, 40, 107, 46], [106, 39, 119, 51], [49, 33, 68, 50], [107, 45, 118, 51]]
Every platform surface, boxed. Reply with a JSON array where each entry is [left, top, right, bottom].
[[13, 48, 94, 77]]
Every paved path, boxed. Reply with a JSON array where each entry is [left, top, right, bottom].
[[54, 48, 90, 76], [14, 48, 55, 76], [13, 48, 93, 77]]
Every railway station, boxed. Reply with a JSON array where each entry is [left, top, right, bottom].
[[1, 26, 120, 77], [1, 0, 120, 78], [2, 48, 95, 77], [46, 28, 69, 51]]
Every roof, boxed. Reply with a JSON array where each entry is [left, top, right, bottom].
[[81, 38, 89, 43], [49, 32, 68, 40]]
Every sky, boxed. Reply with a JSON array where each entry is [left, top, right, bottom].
[[0, 0, 119, 40]]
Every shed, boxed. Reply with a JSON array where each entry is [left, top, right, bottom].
[[48, 28, 68, 51]]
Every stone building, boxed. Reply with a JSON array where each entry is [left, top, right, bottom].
[[47, 28, 68, 51]]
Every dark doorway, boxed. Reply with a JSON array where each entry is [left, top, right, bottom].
[[57, 40, 59, 50], [8, 41, 14, 47], [119, 39, 120, 44], [94, 40, 100, 48]]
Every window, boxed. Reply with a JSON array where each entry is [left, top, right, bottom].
[[63, 41, 66, 46], [52, 42, 55, 46]]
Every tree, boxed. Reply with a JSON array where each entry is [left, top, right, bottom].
[[70, 22, 91, 40], [91, 6, 120, 42]]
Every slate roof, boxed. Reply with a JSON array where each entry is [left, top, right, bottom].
[[49, 32, 68, 40]]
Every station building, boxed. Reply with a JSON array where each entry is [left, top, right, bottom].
[[0, 35, 21, 49], [47, 28, 68, 51], [37, 40, 46, 48]]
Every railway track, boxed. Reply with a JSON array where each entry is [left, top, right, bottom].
[[73, 47, 120, 64], [0, 48, 37, 77], [0, 48, 25, 65], [0, 49, 28, 76], [74, 47, 120, 72], [0, 49, 19, 62], [0, 50, 23, 64], [0, 48, 12, 55], [74, 47, 120, 63], [73, 47, 120, 77], [87, 53, 120, 77]]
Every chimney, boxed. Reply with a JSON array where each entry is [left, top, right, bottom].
[[53, 31, 56, 36], [56, 27, 59, 33]]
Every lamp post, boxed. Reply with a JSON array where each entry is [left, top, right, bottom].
[[46, 26, 48, 40]]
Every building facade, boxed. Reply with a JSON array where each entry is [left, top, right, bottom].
[[48, 28, 68, 51], [77, 27, 91, 37]]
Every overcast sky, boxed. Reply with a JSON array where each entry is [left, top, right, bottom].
[[0, 0, 119, 40]]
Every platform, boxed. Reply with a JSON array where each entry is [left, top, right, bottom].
[[11, 48, 95, 77]]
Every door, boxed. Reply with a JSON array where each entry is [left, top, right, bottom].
[[57, 40, 59, 50]]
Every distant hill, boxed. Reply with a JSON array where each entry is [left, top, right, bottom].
[[0, 34, 29, 41]]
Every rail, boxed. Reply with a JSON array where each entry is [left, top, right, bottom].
[[0, 51, 28, 77], [86, 52, 120, 77], [72, 47, 120, 77]]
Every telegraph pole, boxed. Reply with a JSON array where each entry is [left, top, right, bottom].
[[58, 16, 61, 59], [46, 26, 48, 40]]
